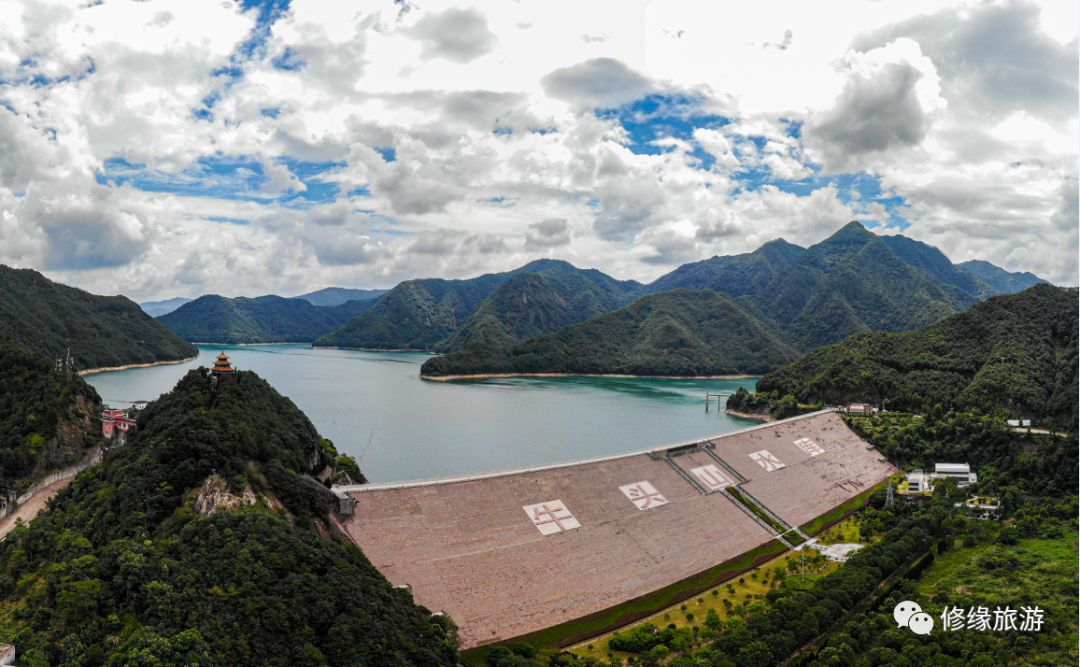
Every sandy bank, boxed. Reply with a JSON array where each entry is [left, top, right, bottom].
[[724, 409, 772, 422], [79, 354, 198, 376], [420, 371, 758, 382], [190, 341, 313, 347]]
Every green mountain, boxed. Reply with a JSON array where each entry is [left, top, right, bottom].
[[958, 259, 1047, 294], [0, 266, 196, 371], [646, 238, 805, 298], [158, 295, 377, 344], [880, 234, 990, 299], [437, 261, 641, 351], [646, 222, 1048, 351], [314, 259, 634, 351], [757, 284, 1078, 427], [0, 338, 101, 496], [139, 297, 193, 317], [421, 289, 798, 377], [0, 367, 458, 666], [296, 287, 387, 307]]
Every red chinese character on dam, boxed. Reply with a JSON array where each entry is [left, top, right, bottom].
[[619, 481, 668, 510], [749, 449, 786, 472], [690, 464, 732, 491], [794, 437, 825, 456], [523, 500, 581, 535]]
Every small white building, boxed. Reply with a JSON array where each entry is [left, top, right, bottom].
[[902, 463, 978, 494], [844, 403, 878, 415], [0, 643, 15, 666], [934, 463, 978, 487]]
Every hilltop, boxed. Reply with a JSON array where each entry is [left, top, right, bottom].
[[0, 337, 101, 497], [758, 284, 1078, 427], [437, 261, 641, 351], [296, 287, 387, 307], [422, 289, 798, 378], [138, 297, 193, 317], [0, 265, 196, 371], [158, 294, 377, 344], [0, 367, 458, 666], [313, 259, 636, 351], [645, 222, 1018, 350]]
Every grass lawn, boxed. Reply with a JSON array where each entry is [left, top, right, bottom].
[[913, 536, 1078, 666], [461, 539, 787, 666], [568, 548, 841, 662], [816, 514, 864, 544], [799, 477, 889, 536]]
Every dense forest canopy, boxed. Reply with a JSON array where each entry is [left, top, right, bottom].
[[0, 368, 457, 666], [757, 284, 1078, 428], [642, 222, 1045, 351], [436, 262, 641, 352], [318, 224, 1044, 359], [0, 338, 100, 496], [0, 265, 195, 370], [158, 294, 377, 344], [421, 289, 798, 377]]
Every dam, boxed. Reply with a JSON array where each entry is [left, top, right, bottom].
[[334, 410, 896, 649]]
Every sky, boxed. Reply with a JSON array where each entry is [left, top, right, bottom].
[[0, 0, 1076, 300]]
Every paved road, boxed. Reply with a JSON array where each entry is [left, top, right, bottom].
[[0, 476, 76, 541]]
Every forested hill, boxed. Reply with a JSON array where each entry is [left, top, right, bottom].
[[421, 289, 798, 377], [436, 261, 641, 351], [296, 286, 387, 306], [0, 265, 196, 370], [0, 367, 458, 666], [158, 294, 377, 343], [314, 259, 639, 351], [758, 284, 1078, 427], [957, 259, 1047, 294], [0, 338, 100, 496], [644, 222, 1047, 350]]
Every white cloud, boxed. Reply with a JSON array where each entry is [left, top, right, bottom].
[[804, 38, 945, 172], [406, 7, 497, 63], [541, 58, 653, 109], [0, 0, 1073, 298]]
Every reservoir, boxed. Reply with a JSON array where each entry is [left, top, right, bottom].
[[86, 345, 759, 482]]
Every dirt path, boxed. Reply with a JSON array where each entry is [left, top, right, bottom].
[[0, 476, 77, 540]]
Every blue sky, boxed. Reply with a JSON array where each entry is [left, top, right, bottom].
[[0, 0, 1073, 299]]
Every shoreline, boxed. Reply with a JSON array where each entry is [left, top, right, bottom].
[[724, 409, 772, 422], [191, 341, 313, 347], [314, 345, 432, 353], [79, 354, 198, 376], [420, 371, 759, 382]]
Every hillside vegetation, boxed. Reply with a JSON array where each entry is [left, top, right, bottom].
[[315, 259, 639, 351], [422, 289, 797, 377], [0, 266, 196, 371], [0, 368, 458, 666], [958, 259, 1047, 295], [645, 222, 1045, 351], [757, 284, 1078, 427], [422, 223, 1049, 380], [296, 287, 387, 307], [158, 294, 376, 344], [0, 338, 101, 496], [438, 262, 640, 351]]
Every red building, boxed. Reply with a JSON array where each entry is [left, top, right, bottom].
[[101, 408, 136, 439]]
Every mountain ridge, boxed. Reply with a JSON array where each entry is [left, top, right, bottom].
[[421, 289, 799, 377], [158, 294, 377, 344], [0, 265, 196, 371]]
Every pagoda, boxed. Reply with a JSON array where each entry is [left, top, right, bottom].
[[211, 352, 236, 376]]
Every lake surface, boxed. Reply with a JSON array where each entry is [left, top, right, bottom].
[[86, 345, 760, 482]]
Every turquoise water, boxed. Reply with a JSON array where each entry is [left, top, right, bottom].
[[85, 345, 760, 482]]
